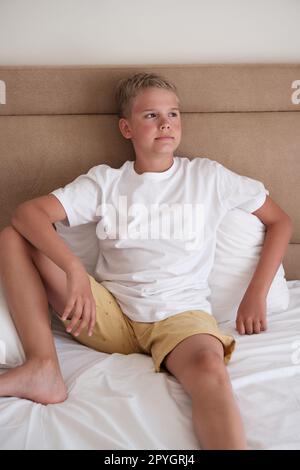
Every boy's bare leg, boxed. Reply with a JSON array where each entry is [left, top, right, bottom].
[[164, 334, 247, 450], [0, 226, 67, 404]]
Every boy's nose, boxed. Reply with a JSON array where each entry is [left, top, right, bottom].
[[159, 121, 171, 130]]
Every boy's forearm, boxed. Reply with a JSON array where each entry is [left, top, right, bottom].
[[11, 205, 83, 275], [245, 217, 293, 297]]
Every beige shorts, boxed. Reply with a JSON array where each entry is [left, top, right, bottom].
[[61, 275, 235, 373]]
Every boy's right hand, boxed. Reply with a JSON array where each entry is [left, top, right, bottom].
[[61, 265, 96, 338]]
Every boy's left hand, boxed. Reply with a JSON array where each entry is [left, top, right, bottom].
[[236, 291, 267, 335]]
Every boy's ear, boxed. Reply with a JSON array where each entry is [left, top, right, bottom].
[[119, 118, 132, 140]]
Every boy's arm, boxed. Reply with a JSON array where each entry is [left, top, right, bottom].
[[11, 194, 83, 273], [236, 195, 293, 335]]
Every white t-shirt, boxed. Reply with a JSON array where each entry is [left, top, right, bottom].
[[52, 156, 268, 322]]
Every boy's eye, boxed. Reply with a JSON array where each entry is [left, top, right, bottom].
[[144, 112, 179, 119]]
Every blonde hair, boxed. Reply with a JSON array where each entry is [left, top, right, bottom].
[[115, 72, 178, 118]]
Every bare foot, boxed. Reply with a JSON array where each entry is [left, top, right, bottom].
[[0, 358, 68, 404]]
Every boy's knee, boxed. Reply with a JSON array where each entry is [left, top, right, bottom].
[[0, 225, 29, 257], [189, 349, 225, 373], [180, 350, 228, 394], [0, 225, 19, 248]]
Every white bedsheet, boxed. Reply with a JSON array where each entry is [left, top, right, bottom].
[[1, 281, 300, 450]]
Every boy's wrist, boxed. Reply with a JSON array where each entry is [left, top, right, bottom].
[[65, 257, 85, 275], [244, 281, 268, 299]]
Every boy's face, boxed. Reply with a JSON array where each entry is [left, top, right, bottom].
[[119, 87, 182, 161]]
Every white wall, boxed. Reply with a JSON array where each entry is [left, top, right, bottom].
[[0, 0, 299, 66]]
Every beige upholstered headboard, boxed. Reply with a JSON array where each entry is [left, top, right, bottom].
[[0, 64, 299, 279]]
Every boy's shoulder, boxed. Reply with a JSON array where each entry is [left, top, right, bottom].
[[86, 160, 130, 180], [182, 156, 222, 173]]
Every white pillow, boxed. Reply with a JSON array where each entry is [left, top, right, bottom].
[[0, 282, 25, 368], [208, 208, 290, 324]]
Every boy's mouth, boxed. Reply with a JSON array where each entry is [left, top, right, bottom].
[[155, 136, 174, 140]]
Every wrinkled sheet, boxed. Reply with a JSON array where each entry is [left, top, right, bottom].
[[0, 281, 300, 450]]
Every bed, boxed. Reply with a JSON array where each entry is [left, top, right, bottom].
[[0, 64, 300, 450]]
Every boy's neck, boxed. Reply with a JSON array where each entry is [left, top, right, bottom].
[[133, 155, 174, 175]]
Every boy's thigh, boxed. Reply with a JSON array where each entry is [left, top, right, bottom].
[[61, 276, 141, 355], [28, 243, 69, 315], [132, 310, 235, 374]]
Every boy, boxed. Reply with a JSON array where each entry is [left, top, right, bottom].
[[0, 73, 293, 450]]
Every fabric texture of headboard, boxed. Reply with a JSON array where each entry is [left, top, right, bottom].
[[0, 64, 299, 279]]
